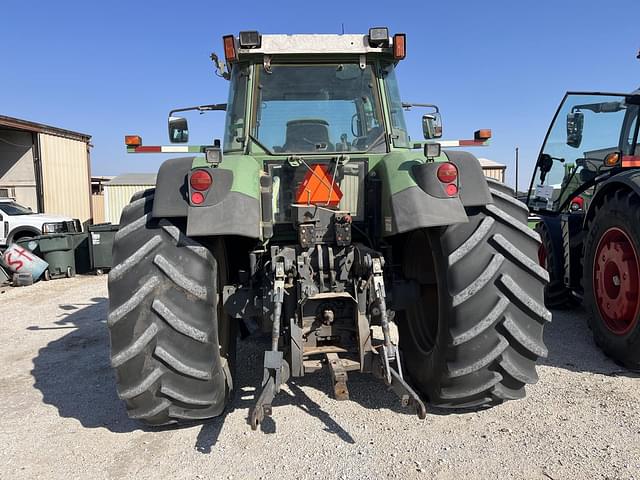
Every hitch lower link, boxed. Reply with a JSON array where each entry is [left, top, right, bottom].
[[250, 259, 290, 430], [370, 257, 427, 420]]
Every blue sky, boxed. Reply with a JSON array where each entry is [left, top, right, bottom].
[[1, 0, 639, 190]]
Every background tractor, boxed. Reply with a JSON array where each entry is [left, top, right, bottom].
[[528, 90, 640, 369], [108, 29, 549, 429]]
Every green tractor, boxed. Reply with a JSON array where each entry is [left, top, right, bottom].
[[528, 89, 640, 369], [108, 29, 550, 429]]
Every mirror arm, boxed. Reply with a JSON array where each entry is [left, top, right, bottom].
[[571, 102, 624, 114], [169, 104, 227, 117], [402, 103, 439, 112]]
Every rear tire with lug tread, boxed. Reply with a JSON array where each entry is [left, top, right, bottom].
[[108, 189, 235, 425], [583, 190, 640, 370], [398, 178, 551, 408]]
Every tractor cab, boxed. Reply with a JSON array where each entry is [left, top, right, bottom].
[[527, 91, 640, 215], [172, 29, 419, 158]]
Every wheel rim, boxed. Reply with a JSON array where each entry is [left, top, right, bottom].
[[593, 227, 640, 335], [538, 243, 548, 269]]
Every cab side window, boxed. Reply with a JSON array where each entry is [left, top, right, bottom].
[[626, 111, 639, 155]]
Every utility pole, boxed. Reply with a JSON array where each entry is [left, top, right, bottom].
[[515, 147, 519, 198]]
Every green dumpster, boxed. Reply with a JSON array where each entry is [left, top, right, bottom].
[[69, 232, 91, 274], [88, 223, 119, 273], [39, 234, 75, 280], [15, 237, 41, 256]]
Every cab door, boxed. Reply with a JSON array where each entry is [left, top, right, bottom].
[[527, 92, 640, 215]]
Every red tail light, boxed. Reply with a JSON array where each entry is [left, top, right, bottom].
[[191, 192, 205, 205], [190, 170, 212, 191], [437, 163, 458, 183]]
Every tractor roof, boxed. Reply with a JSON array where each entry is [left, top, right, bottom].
[[224, 28, 406, 61], [238, 34, 391, 56]]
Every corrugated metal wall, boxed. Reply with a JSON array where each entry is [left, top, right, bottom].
[[92, 194, 105, 224], [482, 167, 505, 183], [104, 184, 153, 224], [39, 133, 91, 222]]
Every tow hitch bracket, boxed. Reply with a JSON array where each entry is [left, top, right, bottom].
[[247, 246, 427, 431]]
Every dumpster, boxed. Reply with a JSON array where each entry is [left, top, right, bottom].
[[16, 237, 41, 256], [39, 234, 75, 280], [88, 223, 119, 274], [69, 232, 91, 274]]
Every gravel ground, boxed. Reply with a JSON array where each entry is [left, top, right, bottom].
[[0, 276, 639, 480]]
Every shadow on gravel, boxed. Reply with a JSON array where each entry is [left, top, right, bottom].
[[194, 375, 362, 454], [194, 335, 425, 453], [30, 297, 141, 433], [541, 305, 639, 377], [28, 297, 409, 448]]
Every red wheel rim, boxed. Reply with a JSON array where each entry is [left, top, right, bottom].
[[593, 227, 640, 335], [538, 244, 548, 269]]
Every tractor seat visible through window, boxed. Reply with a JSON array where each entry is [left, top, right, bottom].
[[281, 119, 334, 153]]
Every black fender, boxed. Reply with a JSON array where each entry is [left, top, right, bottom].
[[392, 171, 469, 234], [151, 156, 262, 239], [151, 157, 193, 218], [387, 150, 492, 235], [584, 169, 640, 228], [7, 226, 41, 244], [443, 150, 493, 207]]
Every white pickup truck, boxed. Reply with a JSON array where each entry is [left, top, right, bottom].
[[0, 198, 81, 247]]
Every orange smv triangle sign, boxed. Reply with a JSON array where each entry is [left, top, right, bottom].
[[295, 164, 343, 207]]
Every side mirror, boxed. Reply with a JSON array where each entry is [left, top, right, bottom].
[[537, 153, 554, 183], [168, 116, 189, 143], [537, 153, 554, 174], [422, 113, 442, 139], [566, 111, 583, 148]]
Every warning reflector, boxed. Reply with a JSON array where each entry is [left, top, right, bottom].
[[295, 164, 343, 207]]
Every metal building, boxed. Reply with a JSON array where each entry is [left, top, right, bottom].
[[91, 175, 114, 224], [478, 157, 507, 183], [104, 173, 156, 224], [0, 115, 92, 223]]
